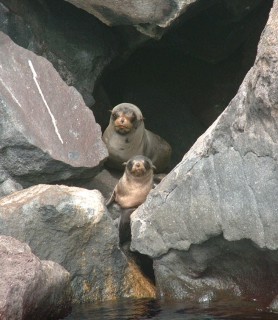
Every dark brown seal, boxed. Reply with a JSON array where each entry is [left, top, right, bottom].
[[102, 103, 172, 173]]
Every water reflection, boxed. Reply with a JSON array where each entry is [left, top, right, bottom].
[[64, 298, 278, 320], [64, 298, 160, 320]]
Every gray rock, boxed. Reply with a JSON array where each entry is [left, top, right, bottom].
[[131, 0, 278, 257], [154, 236, 278, 302], [0, 0, 119, 107], [66, 0, 189, 27], [0, 184, 155, 303], [0, 235, 71, 320], [65, 0, 264, 38], [0, 32, 108, 188], [130, 0, 278, 306], [81, 168, 121, 201], [0, 178, 23, 198]]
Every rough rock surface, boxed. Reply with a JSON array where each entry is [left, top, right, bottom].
[[65, 0, 264, 38], [0, 184, 155, 303], [154, 236, 278, 303], [0, 0, 119, 107], [0, 235, 72, 320], [131, 0, 278, 307], [0, 178, 23, 198], [0, 32, 107, 189]]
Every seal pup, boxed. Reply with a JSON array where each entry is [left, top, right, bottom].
[[102, 103, 172, 173], [106, 155, 155, 244], [106, 155, 155, 208]]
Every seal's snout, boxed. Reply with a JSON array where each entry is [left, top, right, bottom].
[[131, 161, 145, 176]]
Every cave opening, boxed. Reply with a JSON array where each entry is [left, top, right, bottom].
[[96, 0, 273, 170]]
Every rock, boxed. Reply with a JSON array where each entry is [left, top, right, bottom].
[[66, 0, 185, 27], [0, 184, 155, 303], [0, 178, 23, 198], [65, 0, 264, 38], [79, 168, 121, 201], [153, 236, 278, 302], [0, 0, 119, 107], [0, 235, 71, 320], [130, 0, 278, 306], [0, 32, 108, 188]]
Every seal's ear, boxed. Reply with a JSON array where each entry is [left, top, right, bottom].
[[122, 162, 127, 166], [152, 164, 157, 170], [133, 116, 144, 129]]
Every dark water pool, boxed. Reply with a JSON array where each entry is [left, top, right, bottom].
[[64, 298, 278, 320]]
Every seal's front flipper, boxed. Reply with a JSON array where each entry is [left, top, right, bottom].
[[106, 189, 116, 207]]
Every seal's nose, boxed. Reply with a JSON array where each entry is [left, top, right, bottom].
[[135, 162, 140, 168], [120, 117, 125, 124]]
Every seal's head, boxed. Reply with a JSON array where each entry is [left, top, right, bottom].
[[109, 103, 144, 135], [124, 155, 156, 177]]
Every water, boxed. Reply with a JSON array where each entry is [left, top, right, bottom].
[[64, 298, 278, 320]]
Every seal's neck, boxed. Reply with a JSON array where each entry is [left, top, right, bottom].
[[117, 122, 145, 145]]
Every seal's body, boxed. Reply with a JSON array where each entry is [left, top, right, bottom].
[[106, 155, 155, 209], [102, 103, 171, 173], [106, 155, 155, 244]]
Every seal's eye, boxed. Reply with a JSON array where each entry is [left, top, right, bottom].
[[144, 160, 151, 170], [112, 112, 118, 120], [127, 160, 133, 171], [130, 112, 136, 122]]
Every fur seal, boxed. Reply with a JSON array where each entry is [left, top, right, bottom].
[[106, 155, 155, 209], [102, 103, 172, 173], [106, 155, 155, 244]]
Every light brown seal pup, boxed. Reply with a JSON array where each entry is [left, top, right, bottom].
[[106, 155, 155, 244], [106, 155, 155, 209], [102, 103, 172, 173]]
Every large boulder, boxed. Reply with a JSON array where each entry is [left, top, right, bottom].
[[131, 0, 278, 307], [0, 184, 155, 303], [0, 235, 71, 320], [0, 32, 108, 190], [0, 0, 119, 107], [65, 0, 264, 38]]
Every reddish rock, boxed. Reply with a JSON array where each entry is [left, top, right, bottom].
[[0, 235, 72, 320]]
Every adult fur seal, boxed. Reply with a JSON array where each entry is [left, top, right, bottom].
[[102, 103, 172, 173], [106, 155, 155, 244]]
